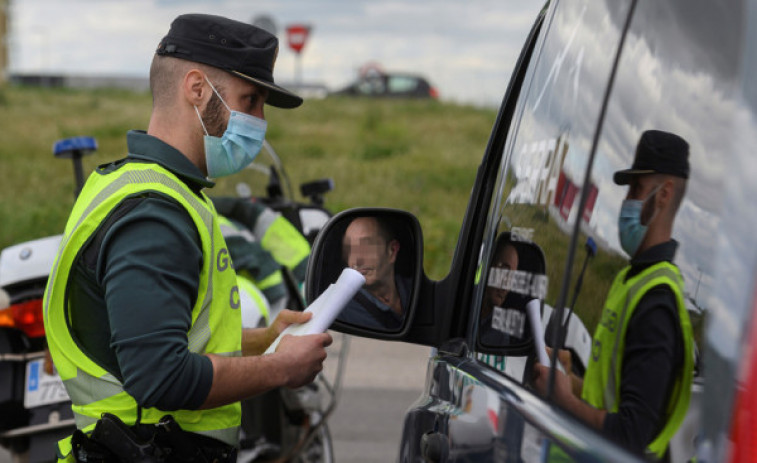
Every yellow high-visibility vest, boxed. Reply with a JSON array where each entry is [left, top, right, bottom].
[[582, 262, 694, 459], [43, 162, 242, 461]]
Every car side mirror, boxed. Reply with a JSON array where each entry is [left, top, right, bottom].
[[306, 208, 422, 335]]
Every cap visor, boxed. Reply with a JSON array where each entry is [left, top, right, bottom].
[[613, 169, 656, 185], [231, 70, 303, 108]]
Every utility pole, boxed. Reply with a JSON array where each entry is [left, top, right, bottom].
[[0, 0, 8, 85]]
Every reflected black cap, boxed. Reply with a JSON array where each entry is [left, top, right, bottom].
[[613, 130, 690, 185], [156, 13, 303, 109]]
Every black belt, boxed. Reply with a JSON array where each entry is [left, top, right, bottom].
[[71, 413, 237, 463]]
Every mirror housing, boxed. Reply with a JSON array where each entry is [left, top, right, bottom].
[[306, 208, 423, 337]]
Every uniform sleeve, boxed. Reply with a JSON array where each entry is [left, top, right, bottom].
[[211, 196, 266, 229], [601, 285, 683, 455], [97, 195, 213, 410], [225, 235, 280, 280]]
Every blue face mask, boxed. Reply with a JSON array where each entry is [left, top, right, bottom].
[[618, 184, 661, 257], [195, 78, 267, 179]]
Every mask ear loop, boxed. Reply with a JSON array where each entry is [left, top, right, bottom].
[[194, 75, 232, 137], [194, 105, 210, 136], [204, 75, 232, 113], [641, 182, 664, 226], [644, 182, 664, 202]]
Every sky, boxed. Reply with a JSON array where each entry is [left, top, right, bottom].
[[6, 0, 544, 107]]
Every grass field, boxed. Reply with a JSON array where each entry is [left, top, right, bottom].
[[0, 85, 498, 281], [0, 84, 704, 341]]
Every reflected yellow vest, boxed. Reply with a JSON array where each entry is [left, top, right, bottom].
[[582, 262, 693, 459], [43, 162, 242, 459]]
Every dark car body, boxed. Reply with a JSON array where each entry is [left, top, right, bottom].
[[334, 72, 439, 99], [307, 0, 757, 462]]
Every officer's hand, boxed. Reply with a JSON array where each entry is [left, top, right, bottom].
[[533, 362, 574, 406], [270, 309, 312, 334], [264, 309, 312, 348], [275, 332, 333, 388], [545, 347, 572, 373]]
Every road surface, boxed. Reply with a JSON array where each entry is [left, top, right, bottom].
[[0, 335, 431, 463]]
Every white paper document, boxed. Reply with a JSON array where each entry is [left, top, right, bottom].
[[265, 268, 365, 354], [526, 299, 551, 367], [526, 299, 564, 373]]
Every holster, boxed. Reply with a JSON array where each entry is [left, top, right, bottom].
[[71, 413, 236, 463]]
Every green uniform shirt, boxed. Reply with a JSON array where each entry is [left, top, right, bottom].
[[68, 130, 216, 410]]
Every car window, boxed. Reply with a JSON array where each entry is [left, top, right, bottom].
[[471, 0, 756, 459], [387, 76, 419, 94], [356, 75, 386, 95], [607, 0, 754, 455], [579, 0, 743, 347], [473, 0, 631, 379]]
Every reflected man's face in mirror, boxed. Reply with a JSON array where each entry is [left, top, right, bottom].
[[342, 217, 401, 313], [483, 241, 519, 319]]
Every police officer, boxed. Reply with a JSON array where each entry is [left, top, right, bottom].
[[534, 130, 694, 461], [43, 14, 331, 462]]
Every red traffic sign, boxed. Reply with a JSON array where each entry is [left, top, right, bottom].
[[286, 24, 311, 54]]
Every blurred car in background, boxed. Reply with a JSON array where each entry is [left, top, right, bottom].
[[281, 82, 330, 100], [333, 63, 439, 99]]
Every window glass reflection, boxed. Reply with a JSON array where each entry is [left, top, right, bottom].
[[475, 0, 628, 375], [475, 0, 755, 460]]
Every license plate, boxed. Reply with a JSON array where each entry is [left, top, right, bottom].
[[24, 358, 70, 408]]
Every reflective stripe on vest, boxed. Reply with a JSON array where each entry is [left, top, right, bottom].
[[219, 216, 257, 243], [256, 210, 310, 272], [237, 275, 271, 326], [218, 214, 285, 296], [252, 207, 279, 240], [581, 262, 694, 459], [43, 162, 242, 453]]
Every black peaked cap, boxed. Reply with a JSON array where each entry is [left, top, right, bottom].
[[156, 13, 302, 109], [614, 130, 690, 185]]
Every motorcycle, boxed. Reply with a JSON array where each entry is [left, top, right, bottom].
[[226, 140, 346, 463], [0, 137, 345, 463], [0, 137, 94, 463]]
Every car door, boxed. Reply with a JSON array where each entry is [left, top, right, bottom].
[[306, 0, 637, 461], [395, 0, 643, 461], [458, 0, 749, 462], [305, 0, 757, 461]]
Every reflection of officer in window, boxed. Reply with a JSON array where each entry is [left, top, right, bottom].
[[338, 216, 411, 330], [480, 235, 520, 345], [533, 130, 695, 460]]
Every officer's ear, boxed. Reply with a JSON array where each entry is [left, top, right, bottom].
[[183, 69, 211, 108], [656, 178, 675, 210]]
